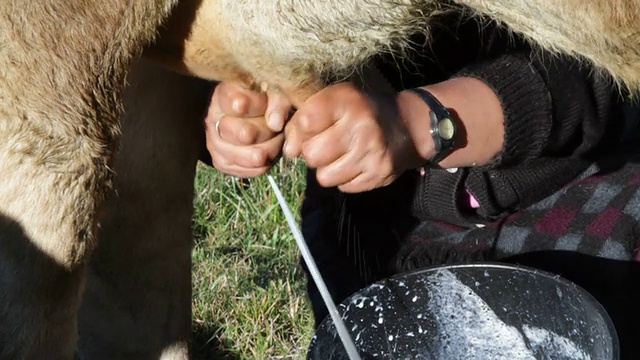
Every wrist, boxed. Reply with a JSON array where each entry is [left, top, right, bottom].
[[398, 77, 505, 169]]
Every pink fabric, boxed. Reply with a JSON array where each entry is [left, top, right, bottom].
[[465, 190, 480, 209]]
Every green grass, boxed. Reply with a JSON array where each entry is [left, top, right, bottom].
[[190, 158, 315, 359]]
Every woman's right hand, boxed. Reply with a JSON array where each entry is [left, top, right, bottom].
[[205, 82, 291, 177]]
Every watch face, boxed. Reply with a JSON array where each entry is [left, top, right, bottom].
[[415, 87, 458, 166], [438, 118, 455, 140]]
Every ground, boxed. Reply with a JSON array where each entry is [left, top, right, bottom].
[[190, 159, 315, 359]]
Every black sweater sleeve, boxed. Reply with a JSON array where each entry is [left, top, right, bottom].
[[457, 52, 617, 167], [411, 50, 622, 225]]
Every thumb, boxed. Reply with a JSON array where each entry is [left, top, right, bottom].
[[265, 88, 292, 133]]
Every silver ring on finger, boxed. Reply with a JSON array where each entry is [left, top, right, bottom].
[[215, 118, 222, 138]]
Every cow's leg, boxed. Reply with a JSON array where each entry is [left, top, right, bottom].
[[0, 163, 91, 359], [77, 59, 211, 360], [0, 2, 178, 358]]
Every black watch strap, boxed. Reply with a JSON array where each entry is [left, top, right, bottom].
[[408, 87, 458, 167]]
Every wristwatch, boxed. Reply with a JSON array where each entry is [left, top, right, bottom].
[[408, 87, 458, 167]]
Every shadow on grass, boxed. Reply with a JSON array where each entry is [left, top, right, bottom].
[[192, 322, 241, 360]]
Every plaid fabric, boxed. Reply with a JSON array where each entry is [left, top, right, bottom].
[[396, 156, 640, 272]]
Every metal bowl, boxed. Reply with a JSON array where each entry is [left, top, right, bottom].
[[308, 263, 619, 359]]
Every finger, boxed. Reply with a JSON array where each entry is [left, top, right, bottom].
[[283, 118, 302, 159], [216, 114, 277, 146], [283, 106, 335, 159], [210, 133, 284, 169], [313, 151, 364, 188], [265, 88, 292, 132], [216, 82, 268, 117], [300, 125, 349, 168], [210, 135, 283, 170], [290, 97, 341, 138], [336, 156, 396, 193], [337, 173, 384, 193]]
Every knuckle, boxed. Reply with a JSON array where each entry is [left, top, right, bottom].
[[316, 172, 329, 187], [210, 153, 226, 169], [315, 172, 332, 188], [231, 96, 249, 114], [301, 145, 318, 167], [251, 148, 267, 166], [296, 111, 316, 132], [304, 156, 318, 168], [237, 125, 256, 144]]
